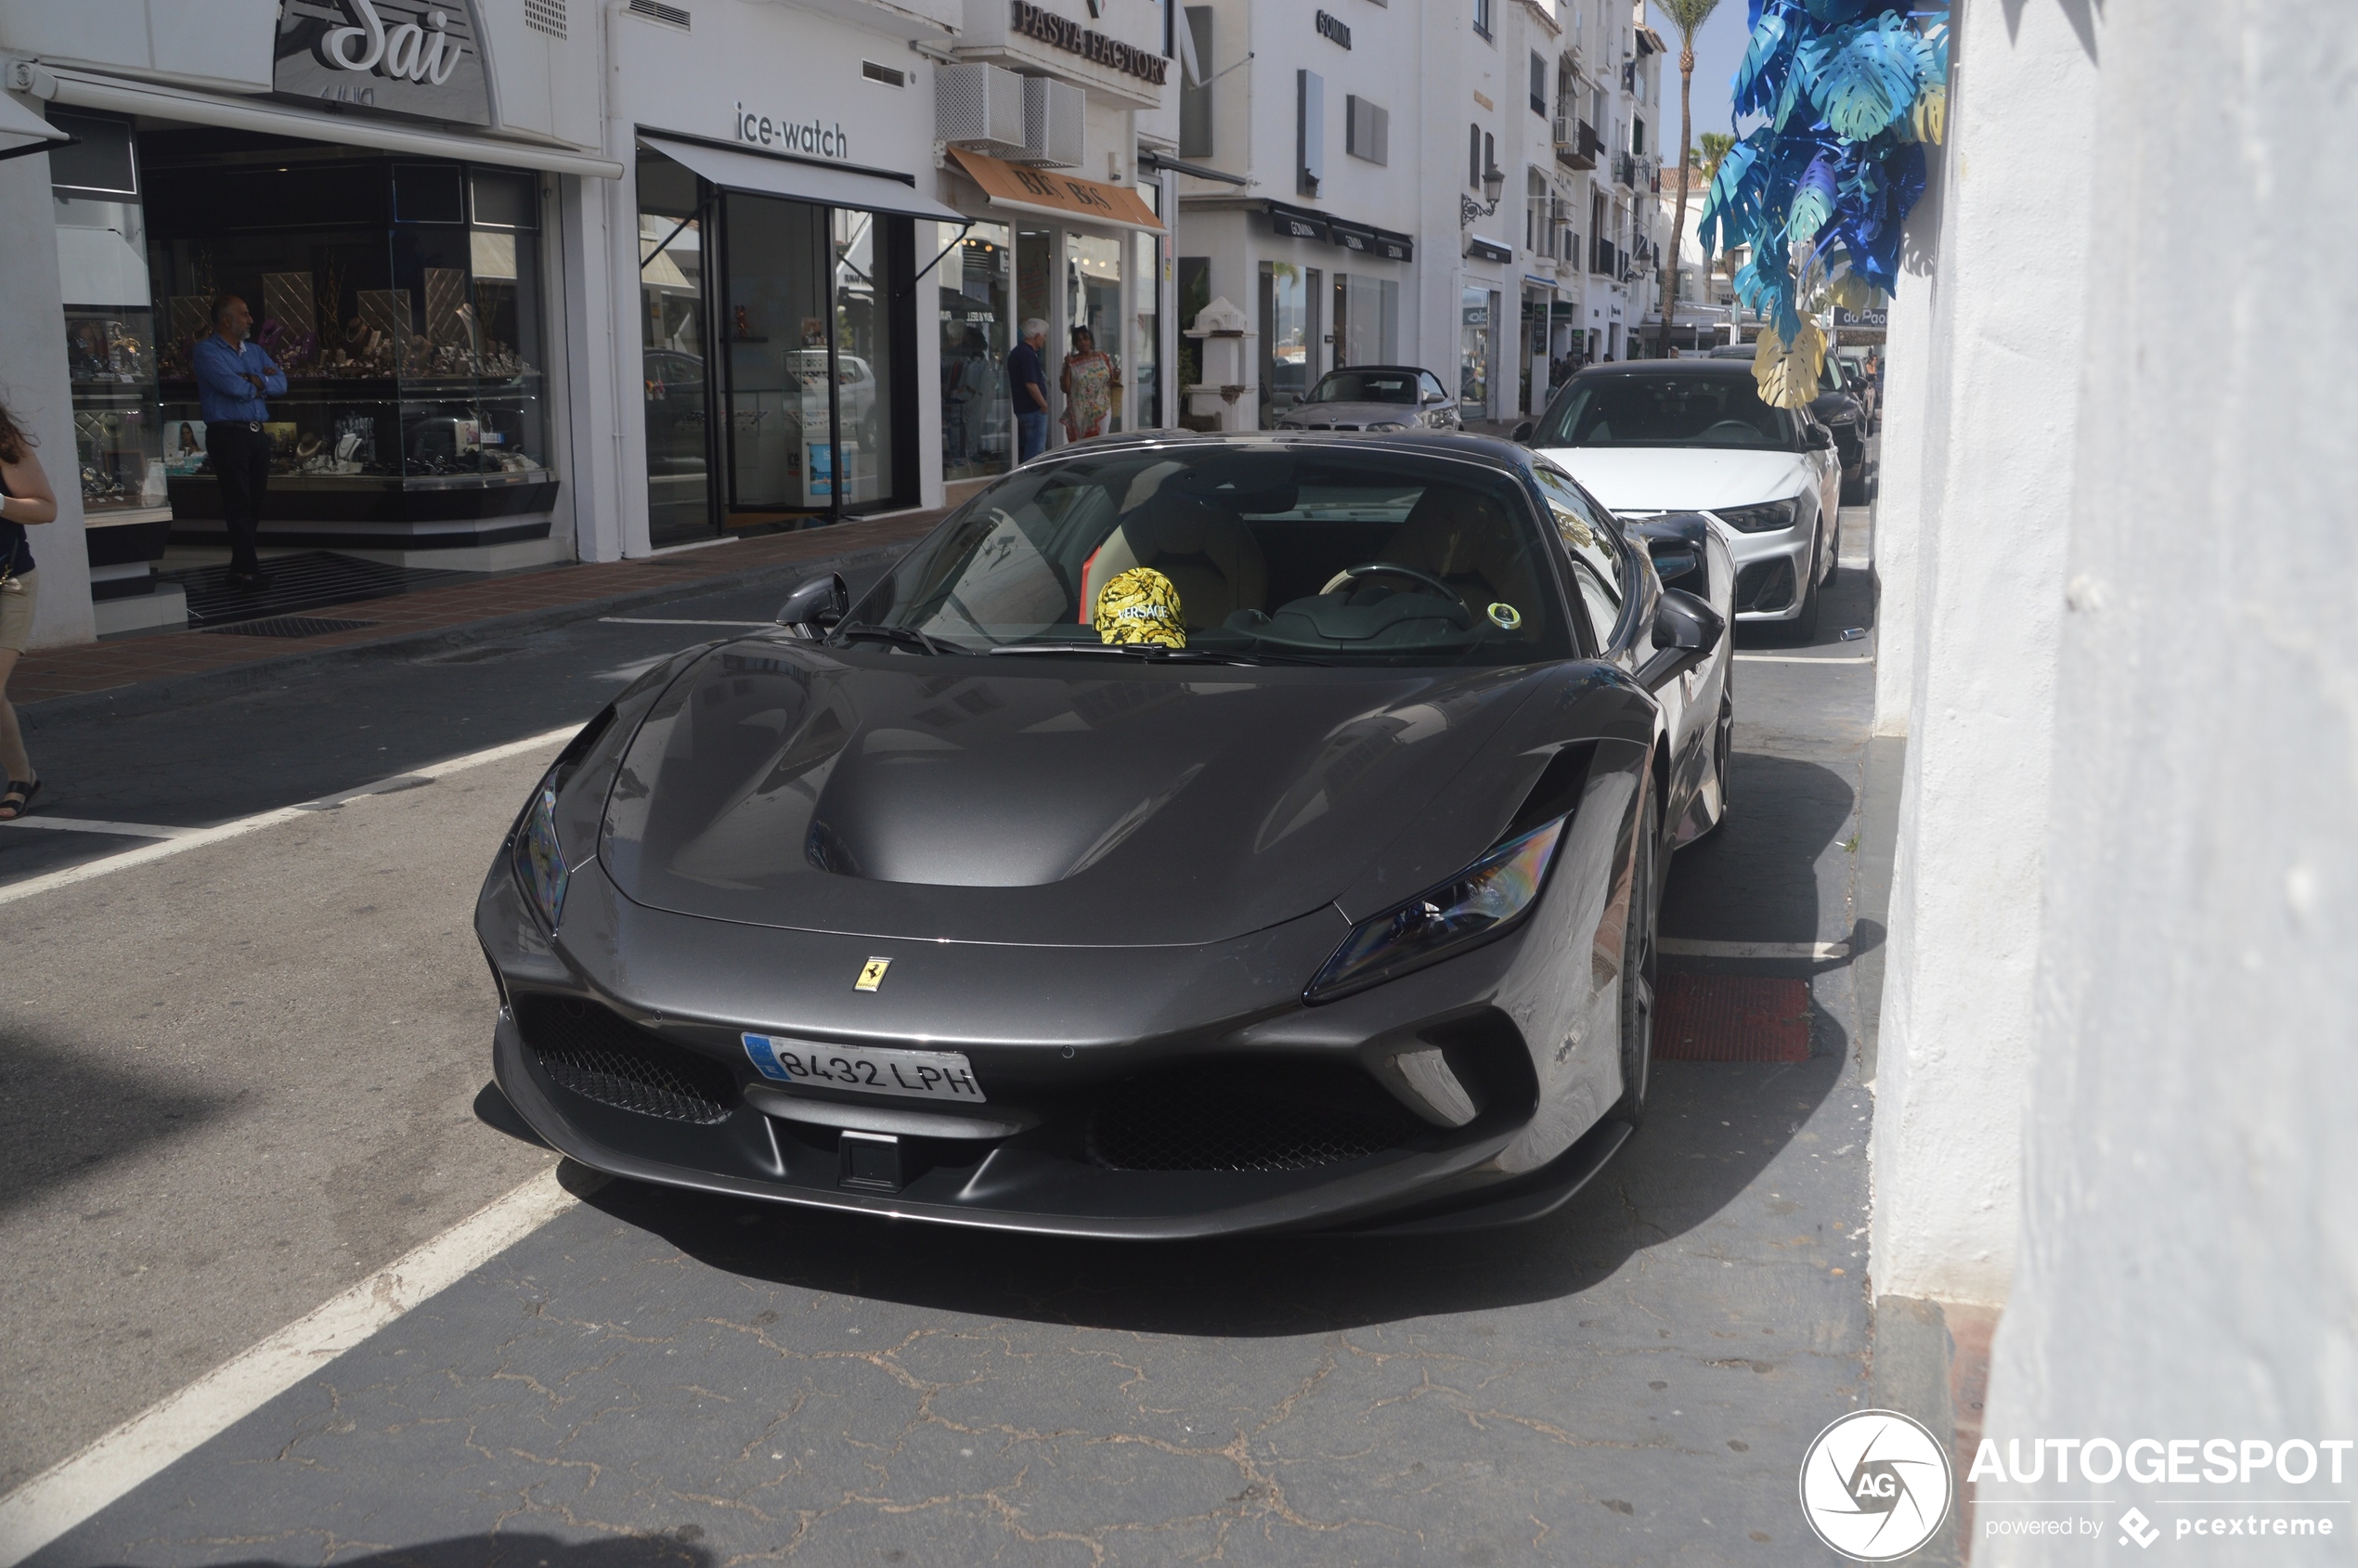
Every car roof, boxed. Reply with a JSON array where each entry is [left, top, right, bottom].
[[1031, 427, 1538, 473], [1571, 359, 1758, 379], [1310, 365, 1439, 381]]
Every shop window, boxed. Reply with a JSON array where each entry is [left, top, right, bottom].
[[53, 110, 161, 521], [638, 144, 714, 544], [941, 222, 1012, 483], [141, 137, 554, 540], [1332, 274, 1397, 369], [1064, 231, 1122, 439], [1259, 259, 1310, 425], [393, 162, 464, 225], [1460, 287, 1496, 420], [1131, 199, 1161, 432]]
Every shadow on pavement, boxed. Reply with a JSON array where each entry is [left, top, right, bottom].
[[579, 1041, 1846, 1338], [1664, 751, 1855, 943], [0, 1036, 232, 1215], [205, 1534, 712, 1568]]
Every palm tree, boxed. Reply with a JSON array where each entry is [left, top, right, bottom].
[[1696, 131, 1735, 188], [1651, 0, 1724, 356]]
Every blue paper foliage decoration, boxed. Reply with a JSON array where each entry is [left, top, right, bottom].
[[1700, 2, 1949, 345]]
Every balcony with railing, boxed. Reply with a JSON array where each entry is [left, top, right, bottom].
[[1613, 149, 1637, 188], [1552, 117, 1600, 171]]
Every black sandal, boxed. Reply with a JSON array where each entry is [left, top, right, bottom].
[[0, 779, 41, 821]]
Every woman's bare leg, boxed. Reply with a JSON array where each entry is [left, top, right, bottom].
[[0, 648, 32, 784]]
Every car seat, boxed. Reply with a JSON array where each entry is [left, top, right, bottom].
[[1377, 484, 1543, 622], [1080, 490, 1269, 630]]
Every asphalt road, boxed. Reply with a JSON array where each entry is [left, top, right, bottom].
[[2, 521, 1884, 1566]]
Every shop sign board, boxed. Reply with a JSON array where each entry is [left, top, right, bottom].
[[950, 148, 1163, 231], [732, 102, 852, 162], [275, 0, 493, 126], [1007, 2, 1170, 86], [1315, 11, 1353, 48]]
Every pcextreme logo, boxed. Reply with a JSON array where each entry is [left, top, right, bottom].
[[1799, 1409, 1956, 1562]]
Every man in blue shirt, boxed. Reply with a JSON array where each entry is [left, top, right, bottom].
[[1007, 317, 1050, 462], [192, 295, 288, 590]]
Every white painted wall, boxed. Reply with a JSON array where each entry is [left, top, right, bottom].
[[1866, 145, 1941, 739], [1977, 2, 2358, 1549], [0, 97, 95, 649], [1867, 0, 2101, 1309]]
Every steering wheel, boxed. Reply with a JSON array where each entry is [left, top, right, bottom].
[[1318, 561, 1462, 602], [1697, 419, 1764, 444]]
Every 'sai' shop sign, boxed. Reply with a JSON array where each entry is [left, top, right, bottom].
[[275, 0, 493, 127]]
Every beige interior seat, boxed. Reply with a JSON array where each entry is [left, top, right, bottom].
[[1377, 484, 1544, 617], [1079, 492, 1268, 630]]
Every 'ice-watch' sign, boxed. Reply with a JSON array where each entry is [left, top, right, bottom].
[[275, 0, 493, 126]]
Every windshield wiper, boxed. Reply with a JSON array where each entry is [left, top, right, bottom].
[[831, 621, 966, 656], [989, 642, 1322, 666]]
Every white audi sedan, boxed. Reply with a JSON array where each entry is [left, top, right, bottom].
[[1521, 362, 1843, 634]]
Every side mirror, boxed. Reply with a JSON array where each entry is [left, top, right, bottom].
[[1807, 423, 1834, 449], [1632, 588, 1724, 689], [1510, 421, 1535, 444], [1423, 389, 1447, 405], [775, 572, 849, 638]]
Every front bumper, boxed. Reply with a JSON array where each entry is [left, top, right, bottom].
[[1622, 509, 1812, 622], [476, 778, 1640, 1238]]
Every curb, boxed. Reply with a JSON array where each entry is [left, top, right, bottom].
[[20, 538, 916, 729]]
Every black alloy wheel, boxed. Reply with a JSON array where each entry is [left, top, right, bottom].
[[1611, 787, 1662, 1128]]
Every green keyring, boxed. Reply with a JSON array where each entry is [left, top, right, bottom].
[[1487, 602, 1522, 630]]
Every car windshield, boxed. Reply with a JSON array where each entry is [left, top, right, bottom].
[[1533, 372, 1800, 450], [848, 446, 1574, 666], [1305, 371, 1419, 405]]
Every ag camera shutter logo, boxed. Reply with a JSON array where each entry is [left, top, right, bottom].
[[1799, 1409, 1956, 1561]]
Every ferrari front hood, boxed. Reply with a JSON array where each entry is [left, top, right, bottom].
[[594, 642, 1544, 948]]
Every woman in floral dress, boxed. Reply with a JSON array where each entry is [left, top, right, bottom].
[[1058, 326, 1121, 443]]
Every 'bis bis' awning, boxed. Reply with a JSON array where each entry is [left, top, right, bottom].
[[949, 148, 1163, 235]]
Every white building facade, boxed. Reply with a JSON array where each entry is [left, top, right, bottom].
[[1165, 0, 1662, 433]]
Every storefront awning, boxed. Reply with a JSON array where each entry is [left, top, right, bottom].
[[644, 135, 966, 224], [948, 148, 1163, 234], [0, 92, 71, 164], [1465, 235, 1513, 265], [45, 68, 623, 179]]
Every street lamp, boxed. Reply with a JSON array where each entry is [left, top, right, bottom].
[[1459, 162, 1506, 227]]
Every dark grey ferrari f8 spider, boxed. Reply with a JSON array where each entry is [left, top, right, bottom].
[[478, 432, 1733, 1238]]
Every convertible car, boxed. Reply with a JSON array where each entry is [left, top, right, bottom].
[[477, 432, 1733, 1238]]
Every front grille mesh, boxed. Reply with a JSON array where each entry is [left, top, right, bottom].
[[515, 995, 736, 1124], [1088, 1069, 1418, 1173]]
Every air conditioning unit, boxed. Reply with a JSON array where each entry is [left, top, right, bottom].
[[1017, 77, 1085, 169], [936, 62, 1029, 151]]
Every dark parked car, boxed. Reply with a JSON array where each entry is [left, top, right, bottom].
[[479, 432, 1734, 1238]]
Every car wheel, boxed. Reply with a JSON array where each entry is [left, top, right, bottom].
[[1611, 787, 1662, 1128]]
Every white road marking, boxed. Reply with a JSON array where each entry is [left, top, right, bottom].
[[0, 816, 205, 840], [0, 725, 578, 909], [1661, 939, 1852, 960], [598, 617, 773, 628], [0, 1165, 601, 1565], [1733, 654, 1874, 666]]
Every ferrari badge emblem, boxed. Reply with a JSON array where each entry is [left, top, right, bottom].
[[855, 957, 890, 991]]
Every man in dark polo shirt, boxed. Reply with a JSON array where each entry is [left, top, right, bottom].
[[1008, 317, 1050, 462]]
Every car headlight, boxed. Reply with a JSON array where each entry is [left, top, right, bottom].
[[1306, 816, 1568, 1002], [512, 769, 570, 930], [1713, 499, 1801, 533]]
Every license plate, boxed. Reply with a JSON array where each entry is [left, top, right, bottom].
[[741, 1033, 987, 1102]]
